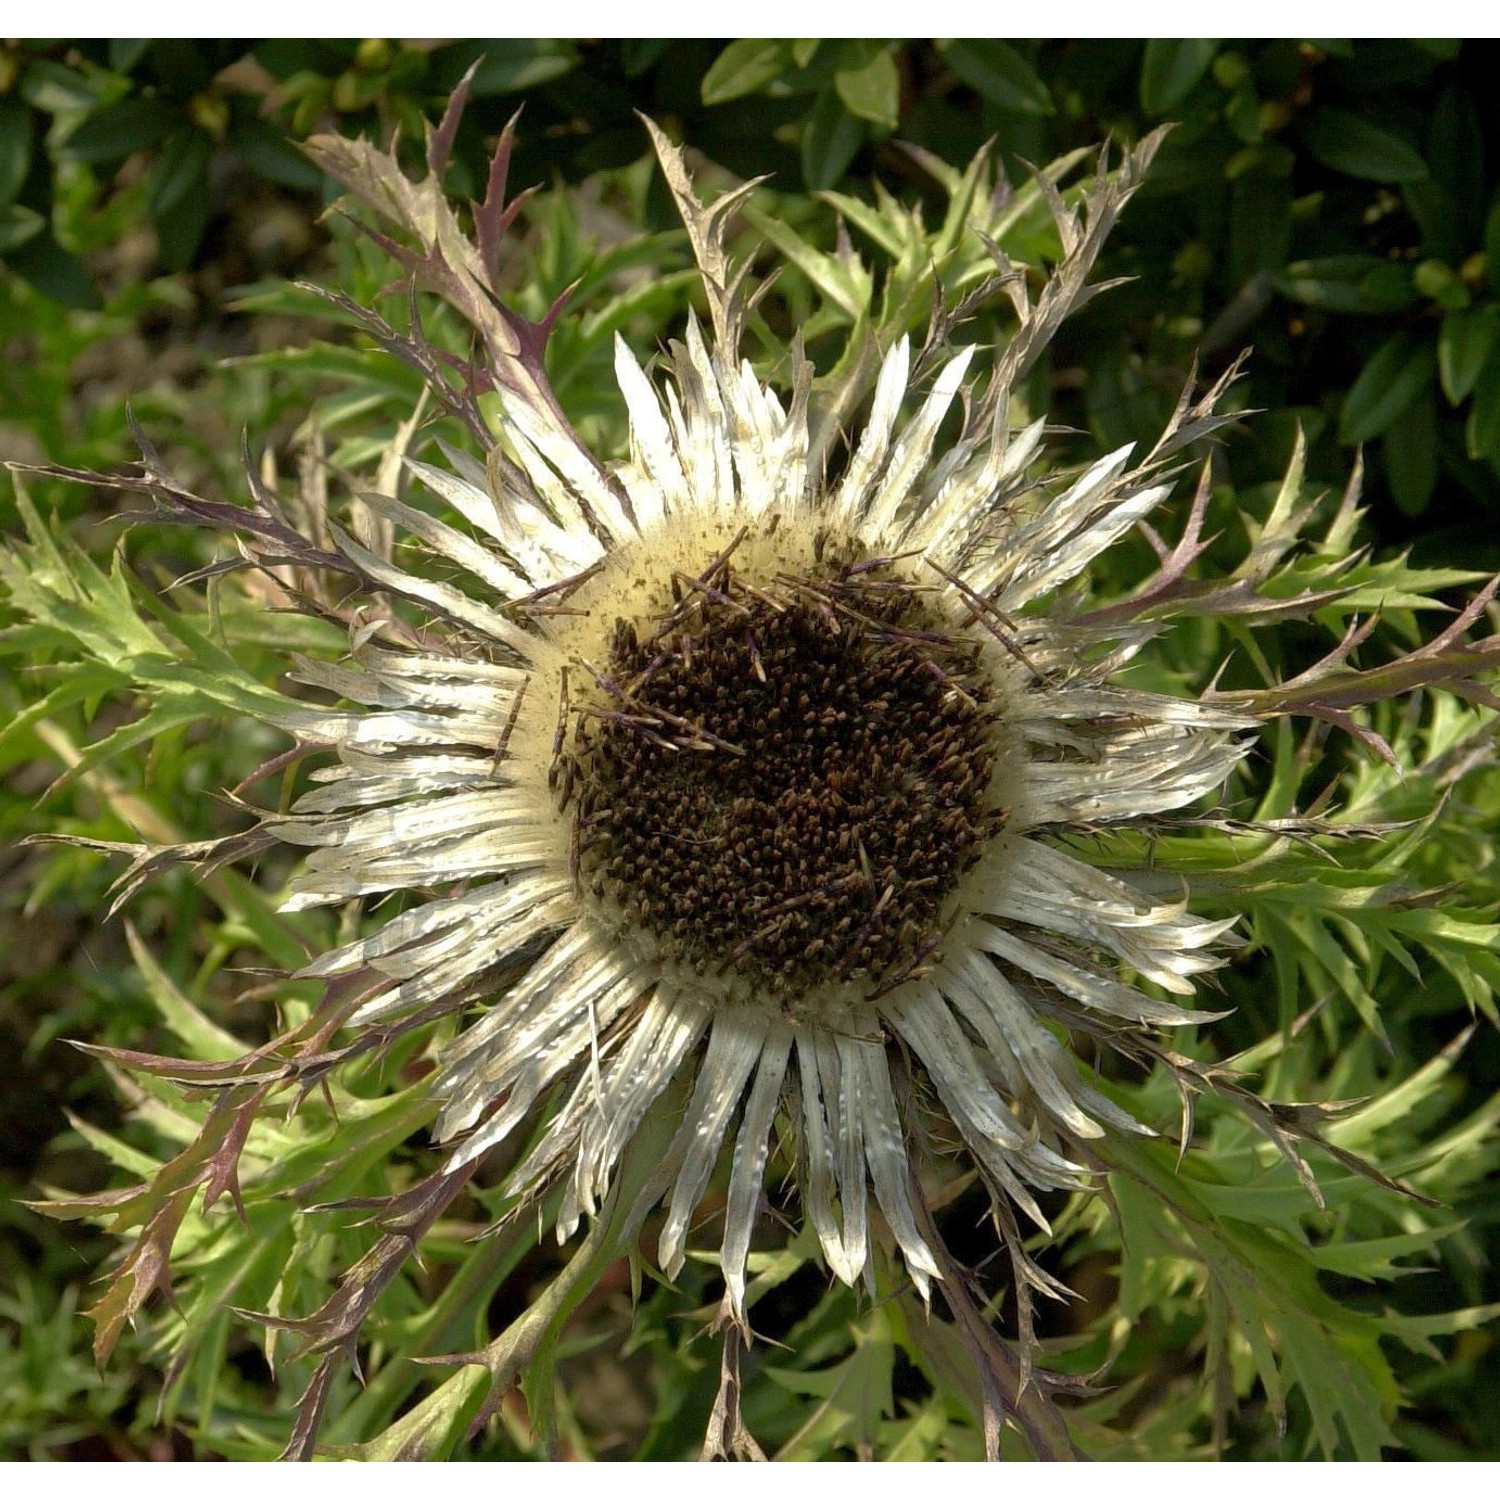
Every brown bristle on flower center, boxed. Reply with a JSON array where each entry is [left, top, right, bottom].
[[567, 556, 1004, 997]]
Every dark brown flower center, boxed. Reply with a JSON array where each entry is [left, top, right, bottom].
[[566, 555, 1003, 998]]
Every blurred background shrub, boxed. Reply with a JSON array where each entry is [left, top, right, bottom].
[[3, 39, 1497, 549]]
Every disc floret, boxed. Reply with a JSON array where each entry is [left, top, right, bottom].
[[545, 526, 1013, 1012]]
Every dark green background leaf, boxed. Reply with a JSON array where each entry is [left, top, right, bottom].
[[1466, 363, 1500, 466], [1340, 333, 1436, 444], [701, 39, 793, 105], [1438, 308, 1500, 406], [1303, 108, 1429, 183], [802, 89, 864, 192], [0, 202, 44, 252], [941, 40, 1052, 115], [1383, 392, 1438, 515], [2, 226, 99, 307], [64, 96, 180, 164], [1140, 39, 1220, 115], [0, 99, 33, 208], [147, 128, 211, 219], [834, 45, 899, 132]]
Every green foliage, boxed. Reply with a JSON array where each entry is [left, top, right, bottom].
[[1, 38, 1498, 1464]]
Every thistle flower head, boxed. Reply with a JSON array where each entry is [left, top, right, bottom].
[[257, 111, 1261, 1331]]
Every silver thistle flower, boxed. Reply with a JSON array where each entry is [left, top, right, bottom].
[[252, 109, 1258, 1335]]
